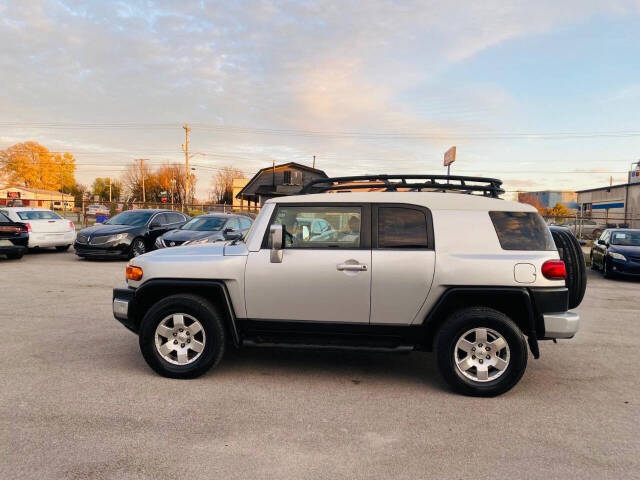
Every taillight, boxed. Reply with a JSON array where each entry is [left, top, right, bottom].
[[126, 265, 143, 281], [541, 260, 566, 280], [20, 224, 29, 234], [25, 222, 32, 232], [69, 221, 75, 231]]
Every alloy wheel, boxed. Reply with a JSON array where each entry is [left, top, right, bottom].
[[454, 327, 510, 382], [154, 313, 206, 365], [132, 239, 146, 257]]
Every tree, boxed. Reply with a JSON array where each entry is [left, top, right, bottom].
[[210, 166, 244, 204], [92, 177, 123, 202], [0, 142, 76, 191], [121, 161, 196, 205], [546, 202, 570, 224]]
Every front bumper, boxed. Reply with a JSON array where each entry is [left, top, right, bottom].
[[607, 258, 640, 277], [75, 241, 130, 259], [542, 312, 580, 339], [112, 285, 137, 332]]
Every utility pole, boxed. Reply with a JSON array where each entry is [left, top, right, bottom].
[[137, 158, 146, 204], [182, 124, 191, 211], [313, 155, 316, 169], [109, 177, 112, 203]]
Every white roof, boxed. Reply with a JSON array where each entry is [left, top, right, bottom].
[[267, 192, 535, 212], [1, 207, 56, 212]]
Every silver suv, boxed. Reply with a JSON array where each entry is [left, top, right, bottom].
[[112, 175, 585, 396]]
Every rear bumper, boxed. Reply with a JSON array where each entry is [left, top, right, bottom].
[[29, 231, 76, 248], [542, 312, 580, 339]]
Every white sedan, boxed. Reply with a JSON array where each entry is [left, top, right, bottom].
[[0, 207, 76, 250]]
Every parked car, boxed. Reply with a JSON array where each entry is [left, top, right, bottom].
[[566, 219, 607, 239], [86, 204, 109, 215], [590, 229, 640, 278], [155, 213, 253, 249], [0, 207, 76, 250], [112, 174, 585, 397], [0, 211, 29, 259], [75, 209, 189, 259]]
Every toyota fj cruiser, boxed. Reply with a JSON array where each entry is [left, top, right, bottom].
[[112, 175, 586, 396]]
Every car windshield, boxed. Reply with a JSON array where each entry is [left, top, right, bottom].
[[105, 211, 154, 226], [181, 217, 226, 231], [16, 210, 61, 220], [610, 231, 640, 246]]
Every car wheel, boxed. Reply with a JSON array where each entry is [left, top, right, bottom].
[[6, 251, 23, 260], [549, 227, 587, 309], [603, 259, 613, 278], [129, 238, 146, 258], [55, 245, 71, 252], [139, 294, 226, 379], [435, 307, 528, 397]]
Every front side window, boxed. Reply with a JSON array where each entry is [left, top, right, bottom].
[[17, 210, 61, 220], [489, 211, 555, 251], [378, 207, 429, 248], [269, 205, 362, 248]]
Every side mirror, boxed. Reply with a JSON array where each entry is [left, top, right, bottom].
[[597, 239, 606, 245], [223, 228, 242, 240], [270, 224, 284, 263], [150, 221, 161, 229]]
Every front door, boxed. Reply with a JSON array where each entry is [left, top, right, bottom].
[[244, 203, 371, 323]]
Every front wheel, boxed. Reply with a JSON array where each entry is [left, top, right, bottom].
[[129, 238, 146, 258], [139, 294, 226, 379], [55, 245, 71, 252], [435, 307, 528, 397]]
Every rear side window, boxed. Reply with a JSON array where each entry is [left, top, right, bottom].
[[378, 207, 429, 248], [489, 211, 555, 251]]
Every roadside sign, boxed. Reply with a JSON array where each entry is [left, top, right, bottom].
[[444, 146, 456, 167], [7, 191, 20, 199]]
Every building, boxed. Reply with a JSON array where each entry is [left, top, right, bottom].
[[231, 178, 250, 209], [517, 190, 578, 210], [0, 186, 74, 210], [236, 162, 328, 207], [576, 182, 640, 228]]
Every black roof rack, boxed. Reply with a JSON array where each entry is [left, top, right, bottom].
[[299, 174, 504, 198]]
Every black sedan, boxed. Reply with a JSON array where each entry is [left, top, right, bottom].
[[591, 228, 640, 278], [0, 212, 28, 259], [155, 213, 253, 248], [74, 209, 189, 259]]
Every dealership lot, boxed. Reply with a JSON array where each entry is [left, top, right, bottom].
[[1, 252, 639, 479]]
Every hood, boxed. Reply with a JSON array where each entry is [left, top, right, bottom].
[[140, 241, 248, 259], [609, 245, 640, 255], [78, 224, 140, 235], [161, 229, 221, 242]]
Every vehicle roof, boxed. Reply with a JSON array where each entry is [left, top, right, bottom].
[[607, 228, 640, 232], [267, 192, 535, 212], [1, 207, 56, 211]]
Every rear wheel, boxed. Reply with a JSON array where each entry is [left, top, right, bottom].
[[435, 307, 528, 397], [139, 294, 226, 379], [55, 245, 71, 252], [5, 251, 24, 260]]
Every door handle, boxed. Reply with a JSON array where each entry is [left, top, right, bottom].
[[337, 263, 367, 271]]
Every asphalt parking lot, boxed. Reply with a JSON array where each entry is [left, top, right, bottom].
[[1, 251, 639, 479]]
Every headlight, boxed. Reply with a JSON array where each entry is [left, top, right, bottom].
[[608, 251, 626, 261], [110, 233, 128, 242]]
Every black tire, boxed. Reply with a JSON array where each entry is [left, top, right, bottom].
[[549, 226, 587, 309], [139, 294, 226, 379], [5, 251, 24, 260], [589, 250, 598, 270], [435, 307, 528, 397], [129, 237, 146, 258], [603, 259, 613, 279], [55, 245, 71, 252]]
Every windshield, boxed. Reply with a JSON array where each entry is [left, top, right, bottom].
[[17, 210, 62, 220], [105, 211, 154, 226], [181, 217, 226, 231], [611, 231, 640, 246]]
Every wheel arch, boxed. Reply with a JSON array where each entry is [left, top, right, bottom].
[[421, 287, 539, 357], [132, 279, 240, 347]]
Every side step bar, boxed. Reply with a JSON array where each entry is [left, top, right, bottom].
[[242, 339, 414, 354]]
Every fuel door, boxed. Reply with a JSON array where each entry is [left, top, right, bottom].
[[514, 263, 536, 283]]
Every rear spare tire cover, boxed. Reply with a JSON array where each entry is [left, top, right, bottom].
[[549, 226, 587, 309]]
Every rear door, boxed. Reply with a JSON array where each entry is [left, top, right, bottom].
[[370, 204, 435, 325], [245, 203, 371, 323]]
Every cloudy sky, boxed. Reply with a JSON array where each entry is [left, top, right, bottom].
[[1, 0, 640, 198]]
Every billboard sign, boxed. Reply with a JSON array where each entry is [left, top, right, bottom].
[[7, 191, 21, 199], [444, 146, 456, 167], [630, 163, 640, 184]]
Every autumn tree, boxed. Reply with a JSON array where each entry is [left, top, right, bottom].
[[121, 161, 196, 204], [210, 166, 244, 204], [92, 177, 123, 202], [0, 142, 77, 192]]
